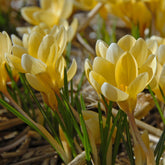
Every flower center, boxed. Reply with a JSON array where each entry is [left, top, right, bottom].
[[119, 84, 128, 92]]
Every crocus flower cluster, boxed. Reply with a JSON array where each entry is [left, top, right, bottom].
[[6, 25, 77, 109]]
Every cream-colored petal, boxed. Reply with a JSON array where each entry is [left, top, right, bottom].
[[115, 52, 138, 89], [66, 18, 78, 41], [84, 59, 92, 81], [146, 38, 158, 54], [37, 34, 54, 63], [101, 82, 129, 101], [106, 43, 124, 64], [16, 27, 31, 36], [22, 33, 29, 49], [89, 71, 107, 94], [11, 34, 23, 46], [5, 53, 25, 73], [12, 45, 27, 58], [67, 59, 77, 81], [28, 31, 44, 58], [127, 72, 148, 97], [157, 45, 165, 65], [139, 54, 157, 84], [55, 26, 67, 55], [60, 0, 73, 19], [95, 40, 108, 58], [21, 7, 40, 25], [21, 54, 47, 74], [117, 35, 136, 51], [93, 57, 116, 85], [130, 38, 148, 67]]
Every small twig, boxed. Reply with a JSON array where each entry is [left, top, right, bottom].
[[77, 33, 95, 56], [0, 135, 27, 154], [10, 152, 57, 165], [0, 127, 30, 153], [78, 3, 104, 32], [0, 118, 24, 131]]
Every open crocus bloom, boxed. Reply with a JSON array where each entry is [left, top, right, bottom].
[[6, 26, 77, 109], [21, 0, 73, 27], [85, 35, 157, 113]]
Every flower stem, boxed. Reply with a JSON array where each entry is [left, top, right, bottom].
[[127, 111, 156, 165], [127, 111, 148, 153]]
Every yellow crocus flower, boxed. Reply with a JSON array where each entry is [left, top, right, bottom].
[[16, 18, 78, 42], [6, 26, 77, 109], [74, 0, 97, 10], [85, 35, 157, 113], [0, 32, 12, 92], [150, 45, 165, 102], [105, 1, 151, 36], [0, 31, 19, 93], [21, 0, 73, 27]]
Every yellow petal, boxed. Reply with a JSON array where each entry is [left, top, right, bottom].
[[0, 32, 11, 58], [40, 0, 52, 9], [127, 72, 148, 97], [67, 59, 77, 82], [118, 35, 136, 51], [22, 33, 29, 49], [56, 26, 67, 55], [93, 57, 116, 86], [139, 54, 157, 84], [89, 71, 107, 94], [106, 43, 124, 64], [159, 65, 165, 91], [21, 54, 47, 74], [60, 0, 73, 19], [25, 73, 50, 93], [12, 45, 27, 58], [21, 7, 40, 25], [11, 34, 23, 46], [34, 10, 58, 27], [115, 52, 138, 89], [38, 34, 54, 63], [67, 18, 78, 41], [101, 82, 129, 101], [46, 42, 58, 65], [5, 53, 25, 73], [130, 38, 148, 67], [157, 45, 165, 65], [95, 40, 108, 58], [146, 38, 158, 54], [28, 31, 44, 58], [84, 59, 92, 81]]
